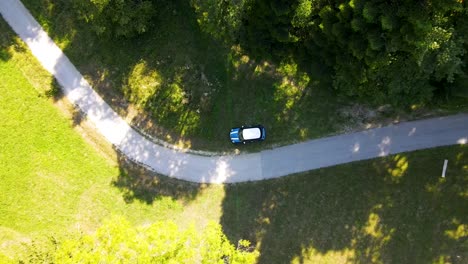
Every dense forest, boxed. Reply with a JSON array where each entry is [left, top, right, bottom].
[[191, 0, 468, 106], [75, 0, 468, 107]]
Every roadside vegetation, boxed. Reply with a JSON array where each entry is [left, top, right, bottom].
[[18, 0, 342, 151], [0, 19, 235, 262], [1, 1, 467, 263], [222, 144, 467, 264], [20, 0, 468, 151], [1, 21, 466, 261]]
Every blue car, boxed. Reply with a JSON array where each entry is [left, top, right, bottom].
[[230, 125, 266, 144]]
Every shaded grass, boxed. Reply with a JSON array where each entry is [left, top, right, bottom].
[[1, 32, 466, 262], [0, 61, 214, 259], [1, 12, 467, 263], [20, 0, 343, 152], [221, 145, 468, 263], [18, 0, 468, 153], [0, 19, 211, 261]]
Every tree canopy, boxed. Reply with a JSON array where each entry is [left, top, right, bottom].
[[69, 0, 468, 105], [29, 217, 258, 263], [192, 0, 468, 106], [73, 0, 155, 38]]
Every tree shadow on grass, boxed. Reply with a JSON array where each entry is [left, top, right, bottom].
[[3, 0, 205, 207], [112, 150, 202, 205], [19, 0, 343, 153], [0, 18, 26, 61], [0, 45, 12, 62], [20, 0, 227, 149], [220, 145, 468, 264]]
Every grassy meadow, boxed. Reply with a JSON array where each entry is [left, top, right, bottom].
[[0, 19, 221, 261], [0, 2, 467, 264]]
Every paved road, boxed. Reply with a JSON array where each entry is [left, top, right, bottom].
[[1, 0, 467, 183]]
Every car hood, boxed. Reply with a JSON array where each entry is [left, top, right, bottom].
[[230, 128, 241, 143]]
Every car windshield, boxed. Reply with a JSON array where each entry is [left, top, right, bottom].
[[242, 128, 261, 140]]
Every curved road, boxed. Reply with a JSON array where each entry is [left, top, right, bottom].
[[1, 0, 467, 183]]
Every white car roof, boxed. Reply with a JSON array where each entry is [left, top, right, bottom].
[[242, 127, 261, 140]]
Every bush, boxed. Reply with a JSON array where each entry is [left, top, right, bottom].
[[26, 217, 259, 263], [73, 0, 155, 38]]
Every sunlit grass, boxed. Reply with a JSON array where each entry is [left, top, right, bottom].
[[273, 60, 310, 120], [385, 155, 409, 183], [444, 220, 467, 240], [0, 19, 221, 261], [172, 185, 225, 229], [221, 145, 467, 264], [20, 0, 343, 152], [1, 53, 113, 259], [124, 60, 162, 106], [291, 247, 354, 264], [1, 7, 466, 263]]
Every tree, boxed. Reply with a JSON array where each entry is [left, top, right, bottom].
[[51, 217, 258, 263], [73, 0, 155, 38], [191, 0, 252, 43], [287, 0, 467, 105], [192, 0, 468, 106]]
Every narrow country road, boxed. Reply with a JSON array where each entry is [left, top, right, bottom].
[[1, 0, 467, 183]]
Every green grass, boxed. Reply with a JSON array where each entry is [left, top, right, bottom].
[[221, 145, 468, 264], [19, 0, 343, 152], [0, 19, 218, 262], [18, 0, 468, 153], [1, 13, 467, 263], [0, 36, 466, 262], [0, 54, 219, 260]]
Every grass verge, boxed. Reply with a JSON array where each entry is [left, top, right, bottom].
[[221, 145, 468, 264], [0, 18, 214, 261], [1, 14, 467, 263], [19, 0, 468, 153], [18, 0, 348, 152]]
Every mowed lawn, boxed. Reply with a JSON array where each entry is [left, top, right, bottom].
[[221, 145, 468, 264], [0, 49, 467, 263], [0, 58, 223, 262], [0, 24, 220, 261], [1, 16, 467, 263]]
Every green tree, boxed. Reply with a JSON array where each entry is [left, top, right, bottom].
[[52, 217, 258, 263], [191, 0, 252, 43], [73, 0, 155, 38], [292, 0, 467, 105], [193, 0, 468, 106]]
